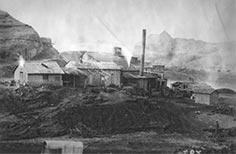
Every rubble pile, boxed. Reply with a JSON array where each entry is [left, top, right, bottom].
[[0, 85, 202, 140], [212, 103, 236, 116]]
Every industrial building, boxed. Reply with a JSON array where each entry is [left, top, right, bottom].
[[14, 60, 64, 87]]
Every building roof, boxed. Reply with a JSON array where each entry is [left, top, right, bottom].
[[66, 61, 121, 70], [191, 83, 215, 94], [96, 62, 121, 70], [44, 58, 68, 67], [84, 52, 114, 62], [21, 61, 64, 74], [60, 51, 86, 62], [213, 88, 236, 95], [83, 52, 128, 69], [63, 67, 88, 76], [171, 81, 215, 94], [123, 72, 157, 79]]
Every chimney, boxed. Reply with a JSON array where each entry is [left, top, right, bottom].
[[113, 46, 122, 57], [140, 29, 146, 76]]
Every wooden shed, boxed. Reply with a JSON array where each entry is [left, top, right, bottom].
[[65, 61, 122, 87], [14, 61, 64, 87], [192, 88, 215, 105]]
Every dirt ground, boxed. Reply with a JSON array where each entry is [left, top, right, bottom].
[[0, 85, 236, 153]]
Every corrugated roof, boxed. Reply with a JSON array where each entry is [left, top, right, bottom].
[[23, 61, 64, 74]]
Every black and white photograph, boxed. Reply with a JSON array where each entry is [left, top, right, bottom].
[[0, 0, 236, 153]]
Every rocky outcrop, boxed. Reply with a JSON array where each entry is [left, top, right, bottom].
[[0, 10, 42, 62], [0, 10, 61, 77], [134, 31, 236, 72], [31, 37, 60, 60], [0, 10, 60, 62]]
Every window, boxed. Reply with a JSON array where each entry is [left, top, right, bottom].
[[43, 74, 49, 80], [20, 72, 23, 80]]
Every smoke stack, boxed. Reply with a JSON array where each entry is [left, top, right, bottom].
[[140, 29, 146, 76]]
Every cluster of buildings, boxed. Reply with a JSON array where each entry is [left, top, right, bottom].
[[14, 46, 167, 93], [15, 28, 236, 106], [171, 81, 236, 105]]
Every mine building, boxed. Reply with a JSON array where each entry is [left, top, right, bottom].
[[192, 87, 215, 105], [210, 88, 236, 105], [171, 81, 219, 105], [14, 60, 64, 87], [63, 61, 121, 88], [121, 29, 167, 92], [81, 47, 128, 69]]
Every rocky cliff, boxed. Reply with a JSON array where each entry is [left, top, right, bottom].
[[0, 10, 60, 77], [0, 10, 59, 63], [0, 10, 42, 62]]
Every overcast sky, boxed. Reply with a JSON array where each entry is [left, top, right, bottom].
[[0, 0, 236, 52]]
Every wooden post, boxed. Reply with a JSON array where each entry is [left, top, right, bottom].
[[140, 29, 146, 76]]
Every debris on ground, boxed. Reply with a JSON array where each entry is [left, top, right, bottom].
[[0, 85, 203, 140], [212, 103, 236, 116]]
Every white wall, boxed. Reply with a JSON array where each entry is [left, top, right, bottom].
[[14, 66, 28, 86], [194, 93, 210, 105]]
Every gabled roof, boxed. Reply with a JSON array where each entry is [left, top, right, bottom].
[[21, 61, 64, 74], [191, 83, 214, 94]]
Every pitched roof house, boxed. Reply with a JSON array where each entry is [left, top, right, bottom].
[[14, 61, 64, 86], [64, 61, 122, 87]]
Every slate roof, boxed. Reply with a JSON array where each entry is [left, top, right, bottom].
[[23, 61, 64, 74]]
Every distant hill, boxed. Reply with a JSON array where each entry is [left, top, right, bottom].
[[134, 31, 236, 90], [134, 31, 236, 73]]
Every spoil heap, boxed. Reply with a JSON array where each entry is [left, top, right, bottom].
[[0, 85, 202, 140]]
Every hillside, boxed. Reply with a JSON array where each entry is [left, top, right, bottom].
[[134, 31, 236, 72], [134, 31, 236, 89], [0, 10, 60, 77], [0, 10, 41, 62]]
